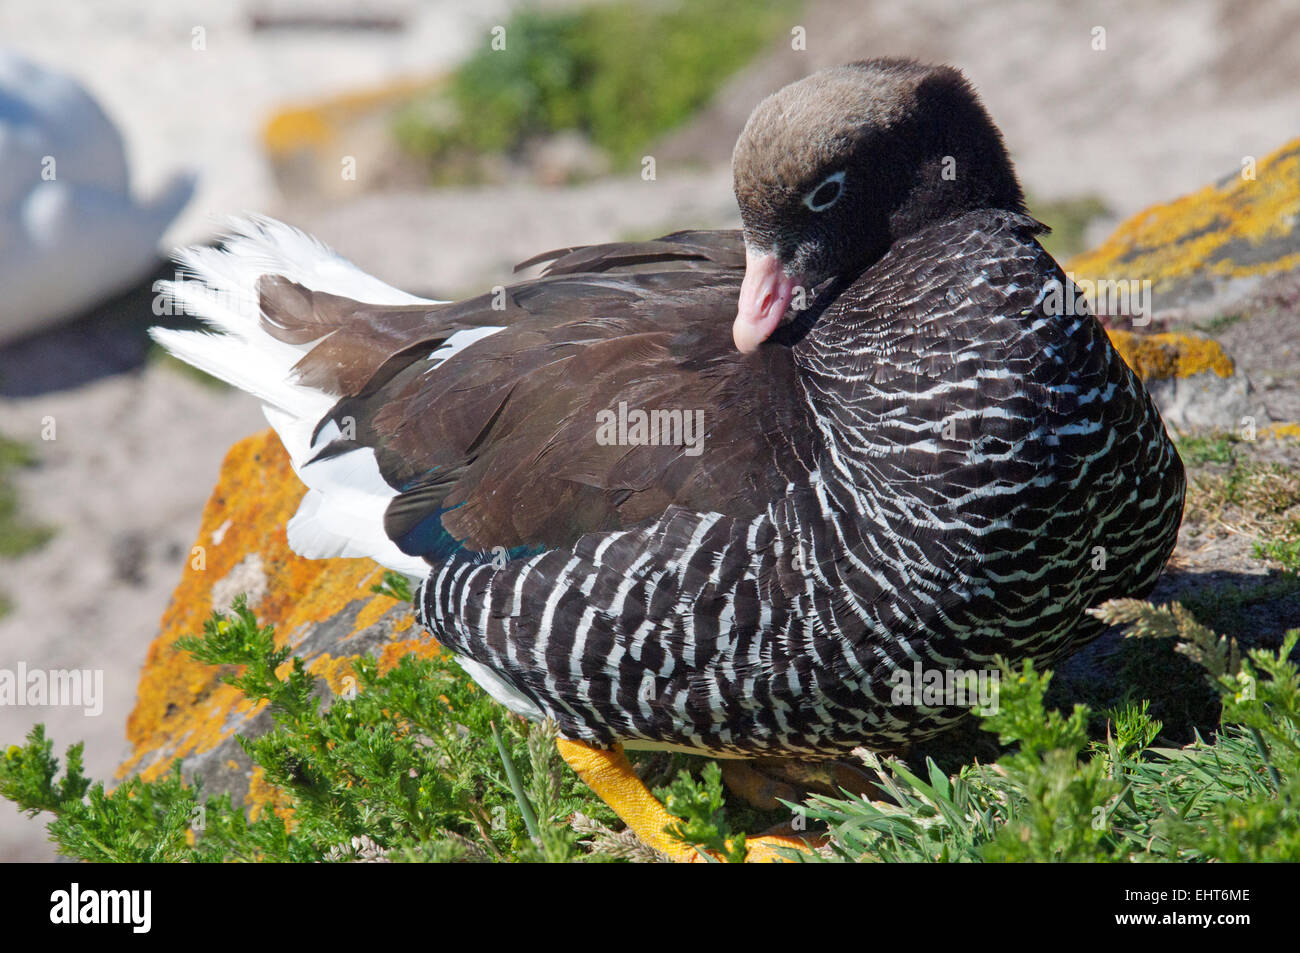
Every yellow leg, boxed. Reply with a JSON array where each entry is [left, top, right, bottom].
[[556, 737, 811, 863]]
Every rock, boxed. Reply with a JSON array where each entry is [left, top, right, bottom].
[[1068, 139, 1300, 324], [1071, 138, 1300, 431], [263, 75, 445, 199], [1104, 330, 1266, 433], [525, 131, 612, 187], [118, 429, 434, 817], [108, 532, 148, 587]]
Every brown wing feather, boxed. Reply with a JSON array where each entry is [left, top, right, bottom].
[[258, 229, 816, 557]]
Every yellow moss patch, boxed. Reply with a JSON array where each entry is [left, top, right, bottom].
[[1106, 330, 1235, 380], [120, 429, 432, 783], [1068, 139, 1300, 293]]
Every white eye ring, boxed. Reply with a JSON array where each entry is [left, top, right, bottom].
[[803, 170, 846, 212]]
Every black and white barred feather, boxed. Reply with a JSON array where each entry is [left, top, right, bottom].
[[417, 210, 1184, 756], [152, 59, 1186, 761]]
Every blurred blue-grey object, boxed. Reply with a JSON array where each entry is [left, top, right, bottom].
[[0, 49, 194, 343]]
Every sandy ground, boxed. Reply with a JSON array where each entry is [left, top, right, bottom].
[[0, 0, 517, 861], [660, 0, 1300, 232], [2, 0, 1298, 860], [0, 368, 266, 861], [0, 0, 518, 248]]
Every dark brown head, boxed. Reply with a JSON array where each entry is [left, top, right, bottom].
[[731, 58, 1026, 352]]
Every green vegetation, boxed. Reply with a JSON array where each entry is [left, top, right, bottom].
[[0, 435, 51, 558], [1175, 430, 1300, 575], [1197, 459, 1300, 566], [1028, 194, 1110, 262], [370, 569, 414, 602], [2, 597, 612, 861], [0, 435, 54, 618], [1256, 530, 1300, 574], [3, 589, 1298, 862], [793, 604, 1300, 862], [394, 0, 796, 182], [1174, 430, 1240, 467], [1194, 313, 1245, 336], [662, 762, 749, 862]]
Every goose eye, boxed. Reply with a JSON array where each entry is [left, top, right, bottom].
[[804, 171, 846, 211]]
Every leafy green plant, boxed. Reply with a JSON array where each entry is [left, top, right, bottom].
[[2, 596, 612, 862], [394, 0, 796, 180], [796, 601, 1300, 862], [370, 569, 414, 602], [5, 593, 1298, 862], [661, 761, 747, 862]]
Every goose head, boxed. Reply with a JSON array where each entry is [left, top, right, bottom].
[[730, 57, 1028, 352]]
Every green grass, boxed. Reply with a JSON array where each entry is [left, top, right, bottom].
[[1174, 430, 1240, 467], [0, 435, 54, 618], [1194, 313, 1245, 335], [0, 435, 52, 558], [394, 0, 797, 182], [1176, 432, 1300, 575], [1028, 194, 1111, 262], [1256, 527, 1300, 574]]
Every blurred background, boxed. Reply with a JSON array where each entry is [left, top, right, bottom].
[[1, 0, 1297, 860]]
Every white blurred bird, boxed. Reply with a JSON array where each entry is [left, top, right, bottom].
[[0, 49, 194, 343]]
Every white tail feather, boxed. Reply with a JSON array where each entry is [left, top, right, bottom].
[[150, 216, 445, 579]]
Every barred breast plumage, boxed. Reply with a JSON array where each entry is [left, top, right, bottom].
[[419, 210, 1184, 756], [152, 57, 1184, 762]]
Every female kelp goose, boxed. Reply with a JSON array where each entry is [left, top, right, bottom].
[[152, 58, 1185, 860]]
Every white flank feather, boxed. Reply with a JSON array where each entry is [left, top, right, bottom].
[[455, 656, 545, 720]]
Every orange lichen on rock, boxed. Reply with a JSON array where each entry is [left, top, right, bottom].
[[304, 652, 356, 696], [262, 75, 444, 157], [376, 636, 441, 675], [246, 764, 296, 826], [350, 589, 412, 639], [1068, 139, 1300, 294], [1105, 329, 1235, 381], [120, 429, 432, 783], [1263, 423, 1300, 440]]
